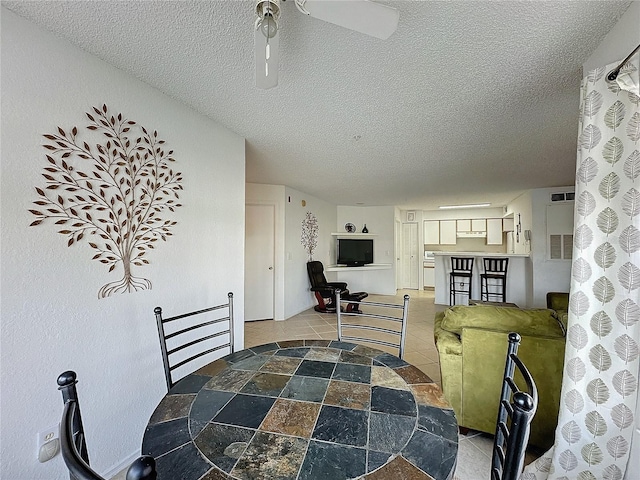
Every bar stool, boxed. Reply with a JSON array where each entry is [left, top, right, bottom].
[[481, 257, 509, 303], [450, 257, 474, 305]]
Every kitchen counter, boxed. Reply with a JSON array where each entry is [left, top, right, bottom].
[[433, 252, 531, 307], [432, 252, 530, 258]]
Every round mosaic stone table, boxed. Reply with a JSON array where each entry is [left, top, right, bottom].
[[142, 340, 459, 480]]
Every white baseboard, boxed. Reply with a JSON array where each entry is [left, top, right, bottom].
[[103, 450, 139, 479]]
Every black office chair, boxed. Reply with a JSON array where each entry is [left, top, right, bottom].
[[307, 261, 368, 313], [491, 333, 538, 480], [58, 371, 156, 480], [154, 292, 234, 391]]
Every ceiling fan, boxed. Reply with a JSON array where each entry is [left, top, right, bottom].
[[254, 0, 399, 89]]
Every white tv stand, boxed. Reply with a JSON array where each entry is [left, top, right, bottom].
[[325, 264, 392, 272]]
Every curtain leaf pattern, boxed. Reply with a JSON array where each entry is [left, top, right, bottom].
[[525, 60, 639, 479]]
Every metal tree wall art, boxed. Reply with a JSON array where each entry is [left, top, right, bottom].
[[29, 104, 183, 298], [301, 211, 318, 261]]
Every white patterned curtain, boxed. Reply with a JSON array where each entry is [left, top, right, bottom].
[[524, 57, 640, 479]]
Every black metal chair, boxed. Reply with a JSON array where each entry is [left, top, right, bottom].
[[336, 290, 410, 358], [481, 257, 509, 303], [449, 257, 474, 305], [491, 333, 538, 480], [154, 292, 234, 390], [58, 371, 156, 480], [307, 261, 367, 313]]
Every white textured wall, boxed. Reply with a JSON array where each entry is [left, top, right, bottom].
[[1, 9, 245, 479], [284, 187, 337, 319], [530, 187, 574, 308], [582, 1, 640, 73], [335, 206, 396, 295]]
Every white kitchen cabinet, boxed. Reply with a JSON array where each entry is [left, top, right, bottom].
[[440, 220, 457, 244], [471, 219, 487, 232], [486, 218, 504, 245], [456, 219, 471, 232], [502, 218, 514, 232], [423, 265, 435, 287], [424, 221, 440, 244], [457, 218, 486, 233]]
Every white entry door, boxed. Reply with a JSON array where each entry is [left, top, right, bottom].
[[245, 204, 275, 321], [402, 223, 419, 289]]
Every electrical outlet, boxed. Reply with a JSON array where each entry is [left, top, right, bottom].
[[37, 424, 60, 463]]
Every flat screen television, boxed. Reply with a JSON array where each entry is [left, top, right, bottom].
[[337, 238, 374, 266]]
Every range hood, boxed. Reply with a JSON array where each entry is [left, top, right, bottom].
[[457, 231, 487, 238]]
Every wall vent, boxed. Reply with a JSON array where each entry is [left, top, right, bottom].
[[550, 192, 575, 202]]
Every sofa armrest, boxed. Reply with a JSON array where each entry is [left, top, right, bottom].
[[460, 327, 565, 450]]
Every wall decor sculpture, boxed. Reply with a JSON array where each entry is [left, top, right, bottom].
[[29, 104, 183, 298], [301, 211, 318, 261]]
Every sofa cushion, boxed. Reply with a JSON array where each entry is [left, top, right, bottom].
[[440, 305, 565, 338], [546, 292, 569, 312]]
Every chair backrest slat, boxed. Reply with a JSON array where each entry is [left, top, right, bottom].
[[165, 316, 231, 341], [490, 333, 538, 480], [58, 371, 157, 480], [155, 292, 234, 391], [336, 291, 410, 358], [484, 257, 509, 274], [451, 257, 474, 273]]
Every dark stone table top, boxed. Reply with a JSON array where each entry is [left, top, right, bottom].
[[142, 340, 458, 480]]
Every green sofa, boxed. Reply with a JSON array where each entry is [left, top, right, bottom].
[[434, 299, 567, 450]]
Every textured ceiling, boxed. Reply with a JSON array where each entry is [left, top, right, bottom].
[[3, 0, 633, 210]]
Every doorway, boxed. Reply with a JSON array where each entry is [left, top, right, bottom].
[[245, 204, 275, 321], [402, 222, 419, 289]]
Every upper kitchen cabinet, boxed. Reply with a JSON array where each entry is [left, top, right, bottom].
[[456, 219, 487, 234], [502, 217, 515, 232], [424, 220, 440, 244], [456, 219, 471, 233], [486, 218, 504, 245], [440, 220, 457, 245], [471, 219, 487, 232]]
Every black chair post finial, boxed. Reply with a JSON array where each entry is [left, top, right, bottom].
[[491, 333, 538, 480], [57, 372, 158, 480], [126, 456, 157, 480], [58, 370, 79, 402], [58, 370, 90, 468]]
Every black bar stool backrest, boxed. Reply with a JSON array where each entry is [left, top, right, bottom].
[[155, 292, 234, 391], [490, 333, 538, 480], [451, 257, 474, 273], [58, 371, 157, 480], [484, 257, 509, 275]]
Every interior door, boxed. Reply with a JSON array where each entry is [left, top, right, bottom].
[[402, 223, 419, 289], [395, 219, 402, 289], [245, 204, 275, 321]]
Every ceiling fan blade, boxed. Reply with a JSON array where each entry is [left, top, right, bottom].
[[255, 26, 280, 89], [298, 0, 399, 39]]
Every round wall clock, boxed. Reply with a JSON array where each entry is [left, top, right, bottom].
[[344, 223, 356, 233]]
